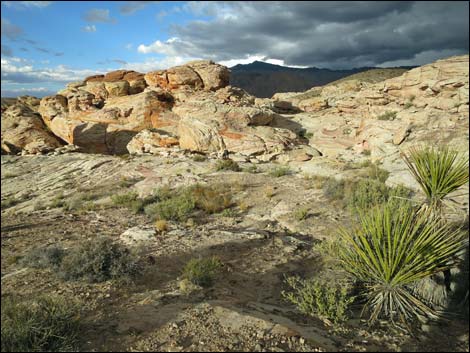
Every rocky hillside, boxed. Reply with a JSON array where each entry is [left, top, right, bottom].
[[230, 61, 412, 97]]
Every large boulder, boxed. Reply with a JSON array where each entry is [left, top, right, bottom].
[[1, 103, 63, 154]]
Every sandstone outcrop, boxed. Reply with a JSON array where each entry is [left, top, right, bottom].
[[1, 102, 63, 154], [35, 60, 299, 156]]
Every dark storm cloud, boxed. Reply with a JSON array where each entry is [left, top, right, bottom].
[[140, 1, 469, 68]]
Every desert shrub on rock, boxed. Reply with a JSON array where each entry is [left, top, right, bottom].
[[215, 159, 241, 172], [21, 245, 65, 269]]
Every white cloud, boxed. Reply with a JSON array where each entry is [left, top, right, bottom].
[[121, 56, 199, 72], [83, 8, 116, 23], [82, 25, 97, 33], [2, 1, 52, 9]]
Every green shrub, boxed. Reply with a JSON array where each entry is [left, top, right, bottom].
[[282, 276, 354, 323], [322, 178, 345, 201], [338, 201, 468, 324], [347, 179, 412, 211], [1, 197, 21, 209], [144, 192, 196, 221], [21, 245, 65, 269], [243, 164, 259, 174], [192, 154, 207, 162], [293, 206, 309, 221], [215, 159, 241, 172], [58, 237, 141, 283], [1, 295, 80, 352], [269, 166, 291, 177], [365, 163, 389, 183], [182, 256, 222, 287], [377, 111, 397, 121], [50, 192, 65, 208]]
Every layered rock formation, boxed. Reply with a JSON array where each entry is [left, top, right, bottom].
[[1, 99, 62, 154], [29, 60, 297, 156]]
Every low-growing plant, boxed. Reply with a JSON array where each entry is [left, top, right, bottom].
[[282, 276, 354, 323], [1, 197, 21, 209], [192, 154, 207, 162], [144, 191, 196, 221], [322, 178, 345, 201], [50, 192, 65, 208], [58, 237, 141, 283], [338, 201, 468, 325], [244, 164, 259, 174], [21, 245, 65, 269], [365, 163, 389, 183], [182, 256, 222, 287], [221, 208, 237, 217], [215, 159, 241, 172], [377, 111, 397, 121], [191, 184, 232, 214], [264, 185, 276, 198], [293, 206, 309, 221], [154, 219, 168, 233], [1, 295, 81, 352], [269, 166, 291, 177]]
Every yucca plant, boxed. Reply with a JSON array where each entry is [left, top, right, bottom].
[[401, 146, 469, 218], [338, 201, 468, 325]]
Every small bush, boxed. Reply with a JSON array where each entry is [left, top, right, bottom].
[[215, 159, 241, 172], [1, 295, 80, 352], [58, 237, 141, 283], [365, 163, 389, 183], [191, 184, 232, 214], [1, 197, 21, 209], [264, 185, 276, 198], [192, 154, 207, 162], [182, 256, 222, 287], [293, 206, 309, 221], [244, 164, 259, 174], [50, 192, 65, 208], [377, 111, 397, 121], [21, 245, 65, 269], [269, 166, 291, 177], [322, 178, 345, 201], [144, 192, 195, 221], [282, 276, 354, 323], [154, 219, 168, 233]]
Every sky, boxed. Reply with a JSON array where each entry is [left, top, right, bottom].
[[1, 1, 469, 97]]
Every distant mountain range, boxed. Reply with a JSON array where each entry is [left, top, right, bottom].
[[229, 61, 415, 98]]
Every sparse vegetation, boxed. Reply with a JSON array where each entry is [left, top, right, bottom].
[[215, 159, 241, 172], [182, 256, 222, 288], [21, 245, 65, 269], [1, 295, 80, 352], [243, 164, 259, 173], [58, 237, 141, 283], [282, 276, 354, 323], [293, 206, 309, 221], [192, 154, 207, 162], [264, 185, 276, 198], [1, 197, 22, 209], [377, 111, 397, 121], [269, 166, 291, 177]]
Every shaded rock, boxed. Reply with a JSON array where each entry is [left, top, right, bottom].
[[127, 129, 179, 155]]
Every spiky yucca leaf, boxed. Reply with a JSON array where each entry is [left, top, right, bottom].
[[338, 201, 468, 324], [402, 146, 469, 213]]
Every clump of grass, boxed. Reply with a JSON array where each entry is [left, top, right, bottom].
[[191, 184, 232, 214], [322, 178, 345, 201], [264, 185, 276, 198], [404, 101, 414, 109], [192, 154, 207, 162], [220, 208, 237, 217], [238, 200, 250, 212], [118, 176, 143, 188], [2, 172, 19, 179], [377, 111, 397, 121], [182, 256, 222, 287], [338, 200, 468, 325], [21, 245, 65, 269], [144, 191, 196, 221], [365, 163, 389, 183], [1, 295, 80, 352], [1, 197, 21, 209], [58, 237, 141, 283], [269, 166, 291, 177], [293, 206, 309, 221], [154, 219, 168, 233], [50, 192, 65, 208], [243, 164, 259, 174], [282, 276, 354, 324], [215, 159, 241, 172]]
